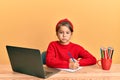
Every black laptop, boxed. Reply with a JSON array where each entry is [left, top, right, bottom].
[[6, 45, 60, 78]]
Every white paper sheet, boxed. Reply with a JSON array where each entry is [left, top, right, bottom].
[[57, 67, 82, 72]]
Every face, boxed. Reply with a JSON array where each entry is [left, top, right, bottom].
[[56, 26, 72, 45]]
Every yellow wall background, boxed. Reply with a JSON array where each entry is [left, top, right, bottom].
[[0, 0, 120, 64]]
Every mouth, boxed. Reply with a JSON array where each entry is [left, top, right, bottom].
[[62, 38, 67, 40]]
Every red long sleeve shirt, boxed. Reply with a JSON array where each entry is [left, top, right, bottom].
[[46, 41, 96, 68]]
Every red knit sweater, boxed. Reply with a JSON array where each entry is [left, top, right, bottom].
[[46, 41, 96, 68]]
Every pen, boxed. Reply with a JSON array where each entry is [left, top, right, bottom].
[[100, 47, 104, 58], [104, 48, 108, 59], [110, 48, 114, 59], [108, 47, 111, 59], [68, 52, 75, 62]]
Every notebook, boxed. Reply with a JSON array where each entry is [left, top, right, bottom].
[[6, 45, 60, 78]]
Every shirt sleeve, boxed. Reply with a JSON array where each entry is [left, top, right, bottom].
[[78, 46, 97, 66], [46, 42, 69, 68]]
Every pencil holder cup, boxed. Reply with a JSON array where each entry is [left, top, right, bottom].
[[97, 58, 112, 70]]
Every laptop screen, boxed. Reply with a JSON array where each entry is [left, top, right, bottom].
[[6, 45, 46, 78]]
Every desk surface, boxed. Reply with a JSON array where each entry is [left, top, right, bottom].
[[0, 64, 120, 80]]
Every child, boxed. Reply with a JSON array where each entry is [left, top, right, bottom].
[[46, 18, 96, 69]]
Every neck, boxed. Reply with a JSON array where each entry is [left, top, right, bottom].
[[59, 41, 70, 45]]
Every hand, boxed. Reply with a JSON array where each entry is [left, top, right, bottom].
[[69, 58, 79, 69]]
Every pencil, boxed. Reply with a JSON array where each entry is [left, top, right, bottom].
[[68, 52, 75, 62]]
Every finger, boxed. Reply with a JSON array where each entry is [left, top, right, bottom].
[[69, 58, 75, 62], [74, 63, 79, 67], [77, 58, 81, 61], [74, 58, 77, 60]]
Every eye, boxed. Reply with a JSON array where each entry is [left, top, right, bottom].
[[66, 32, 70, 34], [58, 31, 63, 34]]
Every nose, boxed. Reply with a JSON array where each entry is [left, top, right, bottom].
[[63, 33, 66, 37]]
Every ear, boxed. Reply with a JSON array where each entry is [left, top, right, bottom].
[[56, 32, 58, 36]]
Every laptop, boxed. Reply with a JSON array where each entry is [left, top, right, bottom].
[[6, 45, 60, 78]]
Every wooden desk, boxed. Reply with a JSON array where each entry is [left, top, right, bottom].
[[0, 64, 120, 80]]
